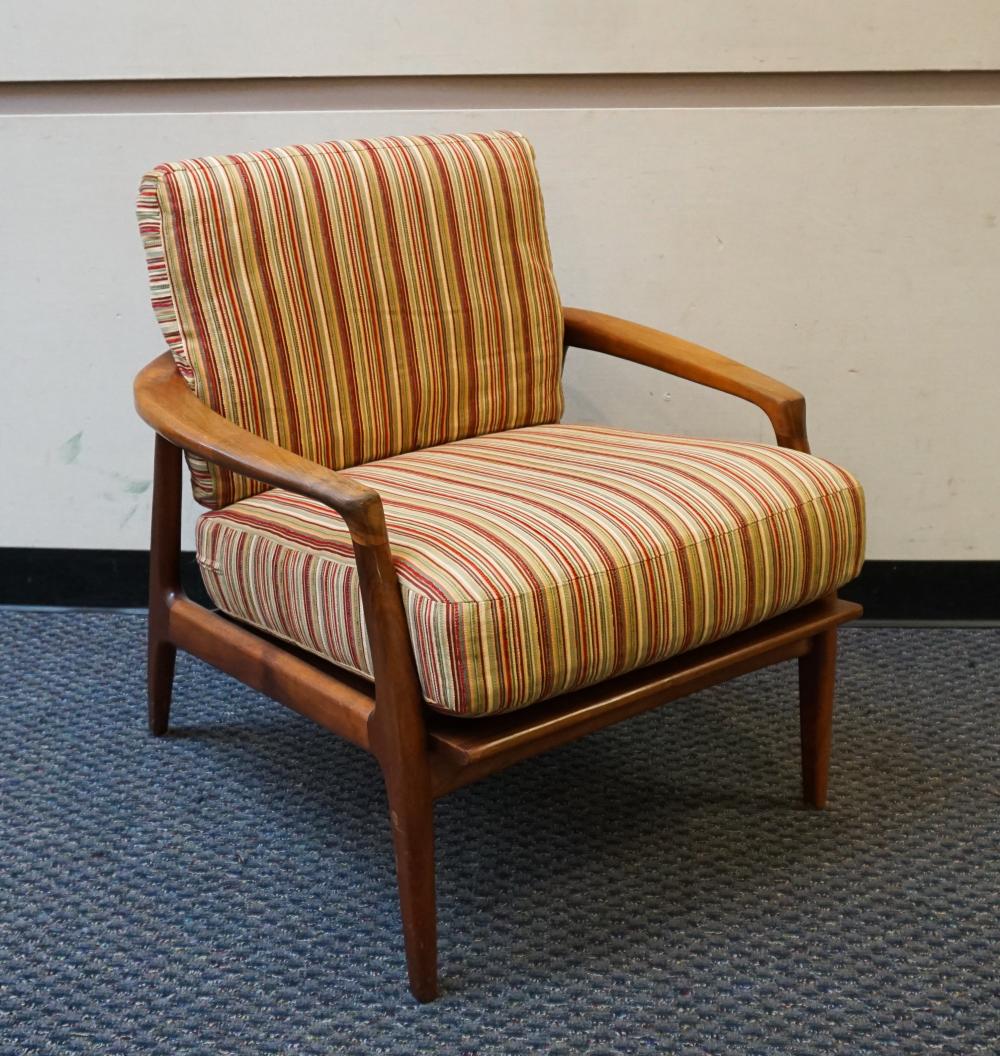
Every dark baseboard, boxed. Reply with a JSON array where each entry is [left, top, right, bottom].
[[836, 560, 1000, 623], [0, 548, 211, 610], [0, 549, 997, 623]]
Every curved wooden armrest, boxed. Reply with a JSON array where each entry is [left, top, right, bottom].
[[137, 354, 425, 753], [134, 353, 387, 544], [563, 307, 810, 452]]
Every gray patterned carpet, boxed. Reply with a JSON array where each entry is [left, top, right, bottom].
[[1, 610, 997, 1055]]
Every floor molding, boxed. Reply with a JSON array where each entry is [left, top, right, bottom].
[[1, 550, 996, 623], [4, 71, 1000, 115], [836, 560, 1000, 623], [0, 549, 210, 610]]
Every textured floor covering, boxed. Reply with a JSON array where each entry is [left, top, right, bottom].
[[0, 611, 997, 1055]]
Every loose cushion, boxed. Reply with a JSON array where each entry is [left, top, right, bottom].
[[195, 425, 865, 716], [137, 131, 564, 509]]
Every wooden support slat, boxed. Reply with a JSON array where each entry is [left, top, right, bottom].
[[427, 597, 861, 795], [168, 597, 375, 749]]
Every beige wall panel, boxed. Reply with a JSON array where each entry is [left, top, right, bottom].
[[1, 106, 997, 558], [2, 1, 1000, 80]]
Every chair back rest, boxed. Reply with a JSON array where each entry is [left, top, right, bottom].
[[137, 131, 563, 507]]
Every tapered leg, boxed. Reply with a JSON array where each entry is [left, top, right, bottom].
[[148, 639, 176, 736], [147, 434, 182, 736], [355, 499, 439, 1000], [798, 628, 837, 808], [384, 771, 438, 1002]]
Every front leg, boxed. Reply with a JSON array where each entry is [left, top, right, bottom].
[[148, 433, 182, 735], [382, 757, 438, 1002], [798, 627, 838, 808]]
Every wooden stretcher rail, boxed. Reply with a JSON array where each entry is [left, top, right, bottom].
[[427, 597, 861, 795], [168, 596, 375, 749]]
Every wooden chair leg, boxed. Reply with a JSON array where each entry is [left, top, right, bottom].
[[383, 770, 438, 1002], [798, 627, 837, 808], [147, 433, 182, 736], [148, 638, 176, 736], [354, 508, 439, 1001]]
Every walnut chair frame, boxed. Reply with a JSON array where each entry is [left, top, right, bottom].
[[135, 306, 861, 1002]]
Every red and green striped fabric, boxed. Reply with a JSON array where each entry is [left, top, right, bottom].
[[195, 425, 866, 716], [137, 131, 564, 509]]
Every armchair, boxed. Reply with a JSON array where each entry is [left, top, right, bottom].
[[134, 131, 864, 1001]]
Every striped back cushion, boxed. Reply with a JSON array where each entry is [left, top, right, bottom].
[[137, 131, 564, 508]]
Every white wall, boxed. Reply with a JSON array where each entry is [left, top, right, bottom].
[[1, 6, 998, 560], [4, 1, 1000, 78]]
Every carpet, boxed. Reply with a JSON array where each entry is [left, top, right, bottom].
[[1, 611, 997, 1054]]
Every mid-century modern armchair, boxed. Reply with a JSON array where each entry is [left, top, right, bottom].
[[133, 131, 865, 1001]]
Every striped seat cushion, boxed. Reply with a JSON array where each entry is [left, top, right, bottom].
[[137, 131, 563, 509], [195, 425, 865, 716]]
